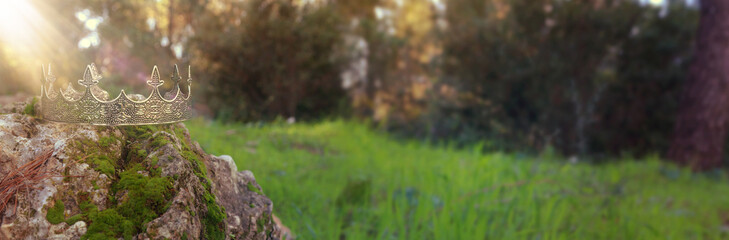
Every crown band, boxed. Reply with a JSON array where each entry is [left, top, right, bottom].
[[40, 64, 192, 126]]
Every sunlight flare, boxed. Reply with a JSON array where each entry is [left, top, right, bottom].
[[0, 0, 44, 48]]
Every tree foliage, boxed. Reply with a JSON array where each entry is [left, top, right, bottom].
[[192, 0, 347, 121], [421, 0, 697, 156], [0, 0, 703, 159]]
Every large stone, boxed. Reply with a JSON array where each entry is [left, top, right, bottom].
[[0, 99, 291, 239]]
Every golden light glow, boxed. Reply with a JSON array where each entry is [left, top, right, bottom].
[[0, 0, 44, 49], [0, 0, 74, 92]]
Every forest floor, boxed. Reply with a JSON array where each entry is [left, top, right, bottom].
[[187, 119, 729, 239]]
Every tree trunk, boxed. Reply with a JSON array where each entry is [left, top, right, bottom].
[[668, 0, 729, 171]]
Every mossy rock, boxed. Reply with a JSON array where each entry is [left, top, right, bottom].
[[0, 111, 289, 240]]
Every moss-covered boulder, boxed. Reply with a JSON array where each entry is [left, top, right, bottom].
[[0, 101, 291, 239]]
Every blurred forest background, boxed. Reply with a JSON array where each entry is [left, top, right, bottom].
[[7, 0, 729, 238], [0, 0, 704, 160]]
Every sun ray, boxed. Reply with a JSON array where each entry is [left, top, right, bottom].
[[0, 0, 44, 50], [0, 0, 90, 91]]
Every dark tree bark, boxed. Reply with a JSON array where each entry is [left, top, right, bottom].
[[668, 0, 729, 171]]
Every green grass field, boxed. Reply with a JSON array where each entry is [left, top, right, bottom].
[[187, 120, 729, 239]]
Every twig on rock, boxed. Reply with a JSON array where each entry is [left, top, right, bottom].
[[0, 149, 56, 215]]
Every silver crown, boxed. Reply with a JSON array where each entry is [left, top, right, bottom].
[[40, 63, 192, 126]]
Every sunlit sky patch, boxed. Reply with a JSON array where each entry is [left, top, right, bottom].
[[75, 9, 103, 48], [78, 32, 100, 49], [0, 0, 44, 49]]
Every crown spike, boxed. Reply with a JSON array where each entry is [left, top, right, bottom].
[[45, 64, 57, 85], [187, 65, 192, 85], [41, 65, 46, 85], [147, 65, 164, 88], [88, 63, 102, 81], [79, 64, 99, 88], [152, 66, 160, 79], [171, 64, 181, 84]]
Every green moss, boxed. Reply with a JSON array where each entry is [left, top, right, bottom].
[[182, 232, 189, 240], [80, 165, 173, 239], [46, 199, 65, 224], [98, 136, 116, 148], [63, 167, 71, 182], [124, 142, 145, 164], [70, 134, 121, 178], [256, 214, 265, 233], [149, 156, 162, 176], [181, 150, 205, 173], [136, 149, 147, 159], [23, 97, 37, 116], [62, 124, 226, 239], [150, 134, 172, 150], [65, 214, 83, 225], [46, 199, 90, 227], [256, 212, 272, 235], [185, 206, 195, 216], [113, 164, 174, 231], [82, 208, 135, 240], [172, 125, 227, 240], [90, 155, 115, 176], [173, 126, 188, 142], [247, 182, 262, 195], [180, 149, 212, 191], [191, 153, 227, 240], [79, 196, 96, 213], [203, 191, 227, 240], [67, 125, 176, 239], [121, 125, 160, 140], [150, 156, 160, 166]]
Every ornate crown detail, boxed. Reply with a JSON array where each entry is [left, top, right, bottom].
[[39, 63, 192, 126]]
